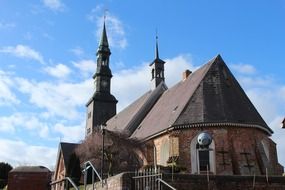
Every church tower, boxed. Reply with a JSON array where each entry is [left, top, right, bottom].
[[150, 36, 165, 89], [85, 21, 118, 136]]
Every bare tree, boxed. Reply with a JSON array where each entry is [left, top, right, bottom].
[[75, 128, 144, 177]]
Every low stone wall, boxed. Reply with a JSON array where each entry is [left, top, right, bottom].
[[163, 174, 285, 190], [86, 172, 134, 190], [86, 172, 285, 190]]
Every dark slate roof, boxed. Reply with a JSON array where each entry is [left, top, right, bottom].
[[107, 55, 273, 141], [173, 55, 272, 132], [10, 166, 50, 173], [130, 57, 214, 140], [174, 55, 271, 127], [107, 82, 167, 135], [60, 142, 79, 169]]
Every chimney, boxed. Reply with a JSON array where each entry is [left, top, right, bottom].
[[182, 69, 192, 81], [282, 118, 285, 129]]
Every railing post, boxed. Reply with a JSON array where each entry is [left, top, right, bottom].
[[84, 163, 87, 190], [92, 169, 95, 190]]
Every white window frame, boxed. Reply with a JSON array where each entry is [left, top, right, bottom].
[[190, 133, 216, 174]]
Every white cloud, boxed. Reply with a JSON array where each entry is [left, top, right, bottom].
[[16, 77, 93, 120], [0, 139, 57, 169], [88, 7, 127, 49], [72, 59, 96, 77], [42, 0, 64, 11], [230, 63, 256, 75], [164, 54, 198, 86], [0, 113, 50, 139], [44, 63, 71, 78], [53, 122, 84, 142], [0, 44, 45, 64], [0, 70, 20, 106], [70, 47, 85, 57]]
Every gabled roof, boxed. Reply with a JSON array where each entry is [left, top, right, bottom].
[[107, 82, 167, 135], [54, 142, 79, 179], [106, 55, 273, 141], [60, 142, 78, 169]]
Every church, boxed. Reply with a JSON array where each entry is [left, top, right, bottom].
[[52, 22, 284, 189]]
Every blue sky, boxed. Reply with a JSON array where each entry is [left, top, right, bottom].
[[0, 0, 285, 170]]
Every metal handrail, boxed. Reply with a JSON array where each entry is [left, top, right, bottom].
[[156, 178, 176, 190], [83, 160, 104, 189], [83, 161, 102, 182], [65, 177, 79, 190], [50, 177, 79, 190]]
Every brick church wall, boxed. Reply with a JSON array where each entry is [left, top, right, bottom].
[[150, 127, 283, 176]]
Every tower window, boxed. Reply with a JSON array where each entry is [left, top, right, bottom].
[[88, 112, 91, 119], [102, 57, 108, 66], [87, 128, 91, 134]]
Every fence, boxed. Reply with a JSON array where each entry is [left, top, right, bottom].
[[133, 167, 176, 190]]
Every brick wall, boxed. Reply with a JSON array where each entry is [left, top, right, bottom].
[[87, 172, 285, 190], [163, 174, 285, 190], [8, 172, 51, 190], [150, 127, 283, 176]]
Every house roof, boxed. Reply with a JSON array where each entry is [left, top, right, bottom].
[[10, 166, 50, 173], [60, 142, 79, 169], [106, 55, 273, 141], [53, 142, 78, 180], [107, 82, 167, 135]]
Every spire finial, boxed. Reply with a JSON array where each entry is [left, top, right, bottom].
[[104, 9, 108, 23], [98, 10, 109, 50], [155, 29, 159, 59]]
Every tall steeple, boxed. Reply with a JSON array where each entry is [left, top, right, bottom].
[[93, 20, 112, 93], [85, 20, 117, 137], [150, 35, 165, 89], [96, 22, 110, 58]]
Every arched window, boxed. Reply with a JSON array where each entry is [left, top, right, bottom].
[[190, 133, 216, 174]]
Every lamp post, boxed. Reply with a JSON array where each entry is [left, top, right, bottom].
[[101, 123, 106, 187]]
